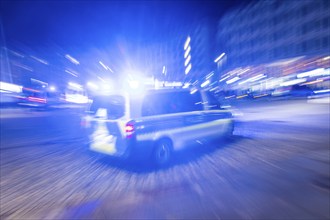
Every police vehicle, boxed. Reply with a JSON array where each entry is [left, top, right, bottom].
[[81, 88, 234, 166]]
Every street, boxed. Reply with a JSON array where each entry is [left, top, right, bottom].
[[0, 99, 329, 219]]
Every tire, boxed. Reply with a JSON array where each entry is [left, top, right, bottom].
[[226, 121, 234, 137], [153, 139, 172, 167], [224, 121, 234, 142]]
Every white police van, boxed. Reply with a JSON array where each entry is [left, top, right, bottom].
[[82, 88, 234, 166]]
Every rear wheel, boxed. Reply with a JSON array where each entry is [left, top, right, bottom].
[[222, 121, 234, 143], [226, 121, 234, 137], [153, 139, 172, 167]]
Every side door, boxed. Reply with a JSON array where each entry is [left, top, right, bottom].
[[166, 90, 206, 149], [200, 91, 233, 139]]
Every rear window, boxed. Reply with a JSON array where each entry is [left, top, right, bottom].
[[141, 90, 203, 116], [89, 95, 125, 119]]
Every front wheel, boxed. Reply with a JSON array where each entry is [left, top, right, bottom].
[[153, 139, 172, 167]]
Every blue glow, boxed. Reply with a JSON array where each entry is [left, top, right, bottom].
[[87, 82, 99, 90], [128, 80, 140, 89], [49, 86, 56, 91]]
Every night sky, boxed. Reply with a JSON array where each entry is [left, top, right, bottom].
[[1, 0, 252, 51]]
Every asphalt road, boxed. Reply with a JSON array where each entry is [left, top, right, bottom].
[[0, 99, 329, 219]]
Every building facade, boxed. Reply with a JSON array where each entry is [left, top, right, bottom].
[[138, 19, 214, 84], [216, 0, 330, 71]]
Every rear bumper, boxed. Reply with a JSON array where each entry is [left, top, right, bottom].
[[88, 138, 154, 161]]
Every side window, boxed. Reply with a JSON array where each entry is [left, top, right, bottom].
[[204, 92, 221, 110], [142, 93, 171, 116], [174, 91, 203, 112], [141, 91, 203, 116]]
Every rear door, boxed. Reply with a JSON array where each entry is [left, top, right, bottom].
[[200, 91, 233, 139], [84, 95, 128, 156]]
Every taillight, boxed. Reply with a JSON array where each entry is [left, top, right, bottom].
[[27, 96, 47, 103], [125, 121, 135, 138]]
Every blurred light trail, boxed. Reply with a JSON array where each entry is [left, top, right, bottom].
[[214, 52, 225, 63], [237, 68, 250, 76], [27, 96, 47, 103], [65, 69, 78, 77], [206, 72, 214, 79], [0, 81, 22, 93], [99, 61, 108, 70], [225, 95, 236, 99], [236, 94, 248, 99], [226, 77, 240, 84], [254, 94, 268, 98], [238, 79, 250, 85], [182, 83, 190, 89], [280, 78, 306, 86], [31, 78, 47, 86], [301, 79, 324, 85], [65, 54, 80, 65], [201, 80, 210, 88], [30, 56, 48, 65], [13, 62, 33, 72], [314, 89, 330, 94], [185, 63, 192, 75], [190, 88, 197, 94], [68, 82, 82, 89], [184, 55, 191, 66], [65, 94, 88, 104], [266, 56, 305, 67], [297, 68, 327, 78], [162, 66, 166, 74], [6, 48, 24, 58], [184, 46, 191, 58], [249, 74, 266, 82], [219, 75, 231, 82], [184, 36, 191, 50]]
